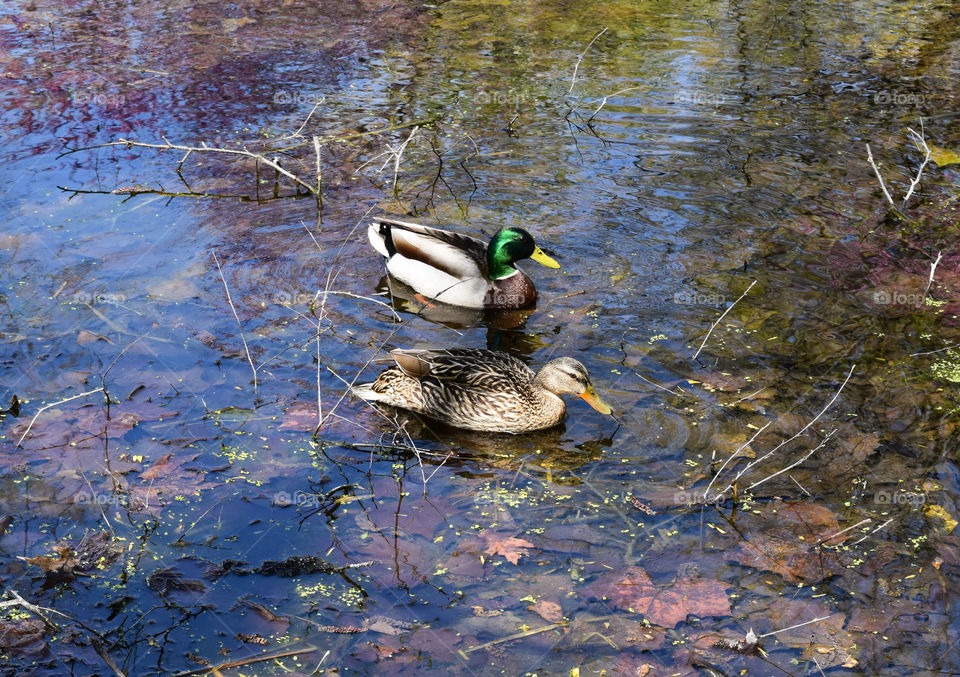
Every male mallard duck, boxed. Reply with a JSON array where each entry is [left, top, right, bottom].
[[367, 217, 560, 309], [353, 348, 612, 433]]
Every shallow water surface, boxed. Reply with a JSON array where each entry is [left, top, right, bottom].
[[1, 0, 960, 674]]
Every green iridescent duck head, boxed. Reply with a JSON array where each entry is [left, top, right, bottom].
[[486, 227, 560, 280]]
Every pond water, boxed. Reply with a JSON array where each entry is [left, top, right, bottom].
[[2, 0, 959, 674]]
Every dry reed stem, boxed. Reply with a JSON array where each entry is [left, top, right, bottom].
[[212, 251, 258, 398], [78, 468, 115, 538], [463, 621, 568, 655], [909, 340, 960, 357], [171, 647, 322, 677], [313, 135, 323, 200], [849, 518, 892, 545]]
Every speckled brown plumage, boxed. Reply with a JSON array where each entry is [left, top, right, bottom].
[[353, 348, 612, 433]]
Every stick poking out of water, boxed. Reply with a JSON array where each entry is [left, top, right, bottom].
[[568, 27, 608, 96], [692, 279, 757, 361]]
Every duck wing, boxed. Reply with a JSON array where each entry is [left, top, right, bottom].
[[369, 218, 488, 279], [387, 348, 535, 385]]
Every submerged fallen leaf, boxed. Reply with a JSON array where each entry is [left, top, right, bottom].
[[140, 452, 198, 481], [254, 555, 337, 577], [77, 329, 110, 345], [925, 504, 958, 533], [19, 532, 122, 582], [929, 144, 960, 167], [148, 567, 207, 596], [729, 501, 843, 583], [471, 605, 503, 617], [21, 545, 80, 578], [278, 403, 320, 431], [595, 566, 730, 627], [0, 618, 47, 657], [529, 599, 563, 623], [775, 612, 858, 670], [222, 16, 256, 33], [480, 531, 535, 565]]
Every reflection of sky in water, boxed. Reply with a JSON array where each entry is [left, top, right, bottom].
[[0, 0, 957, 673]]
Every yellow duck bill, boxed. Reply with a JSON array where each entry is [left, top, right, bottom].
[[530, 246, 561, 269]]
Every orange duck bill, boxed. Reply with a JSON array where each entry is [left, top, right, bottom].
[[578, 384, 612, 415]]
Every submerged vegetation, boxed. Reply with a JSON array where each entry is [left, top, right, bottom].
[[1, 0, 959, 675]]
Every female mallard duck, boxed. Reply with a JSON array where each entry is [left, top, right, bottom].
[[367, 217, 560, 309], [354, 348, 612, 433]]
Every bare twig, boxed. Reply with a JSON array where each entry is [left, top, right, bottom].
[[171, 647, 321, 677], [758, 615, 832, 639], [849, 518, 892, 545], [789, 474, 811, 497], [701, 421, 772, 502], [743, 429, 837, 494], [635, 371, 686, 396], [213, 251, 258, 398], [463, 621, 568, 654], [356, 127, 421, 197], [693, 280, 757, 360], [90, 637, 127, 677], [728, 386, 767, 406], [81, 138, 319, 195], [78, 468, 116, 538], [709, 364, 856, 502], [424, 451, 455, 484], [909, 340, 959, 357], [313, 135, 323, 202], [902, 125, 932, 206], [865, 143, 895, 207], [173, 497, 226, 545], [921, 250, 942, 304], [3, 588, 122, 677], [17, 388, 104, 446], [814, 518, 872, 548], [314, 269, 334, 430], [867, 123, 933, 210], [568, 28, 608, 96], [587, 86, 640, 124], [289, 97, 325, 139]]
